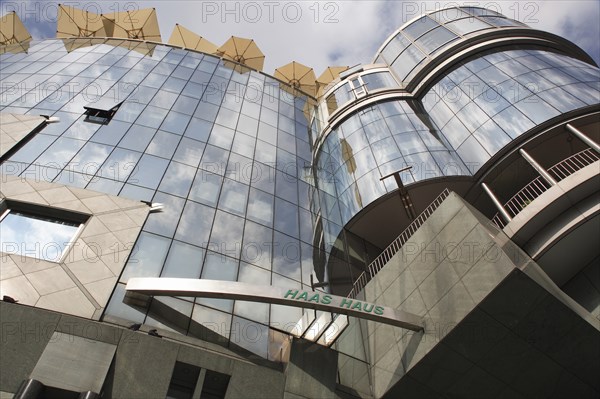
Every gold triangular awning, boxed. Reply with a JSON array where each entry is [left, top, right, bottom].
[[317, 66, 349, 97], [0, 11, 32, 53], [102, 8, 161, 42], [168, 24, 218, 54], [56, 4, 106, 38], [274, 61, 317, 97], [216, 36, 264, 71]]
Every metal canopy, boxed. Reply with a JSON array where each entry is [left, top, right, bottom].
[[168, 24, 218, 54], [56, 4, 106, 38], [275, 61, 318, 97], [317, 66, 349, 96], [102, 8, 161, 42], [55, 5, 158, 56], [126, 277, 424, 331], [0, 11, 32, 54], [216, 36, 265, 71]]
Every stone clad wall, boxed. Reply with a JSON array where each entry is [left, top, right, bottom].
[[334, 191, 600, 398], [336, 192, 523, 397], [0, 175, 149, 319], [0, 301, 287, 398]]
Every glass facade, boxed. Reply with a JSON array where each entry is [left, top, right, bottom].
[[0, 39, 332, 360], [1, 6, 599, 365], [375, 6, 528, 83], [315, 48, 598, 242], [423, 48, 600, 168], [325, 70, 400, 115], [316, 100, 468, 228]]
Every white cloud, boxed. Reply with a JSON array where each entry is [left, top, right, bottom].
[[146, 0, 388, 73], [148, 0, 600, 72], [5, 0, 599, 73]]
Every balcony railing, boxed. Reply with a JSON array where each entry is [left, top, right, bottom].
[[492, 148, 599, 229], [548, 147, 599, 180], [347, 188, 451, 299]]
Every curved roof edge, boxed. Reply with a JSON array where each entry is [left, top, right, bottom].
[[373, 6, 522, 59], [7, 37, 320, 100]]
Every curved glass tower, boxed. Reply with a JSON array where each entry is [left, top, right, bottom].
[[1, 6, 598, 398]]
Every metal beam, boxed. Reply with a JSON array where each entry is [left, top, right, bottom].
[[126, 278, 424, 331], [481, 182, 511, 223], [380, 166, 417, 220], [566, 124, 600, 153], [519, 149, 557, 186]]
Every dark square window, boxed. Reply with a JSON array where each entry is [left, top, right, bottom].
[[166, 362, 201, 399], [84, 98, 123, 125]]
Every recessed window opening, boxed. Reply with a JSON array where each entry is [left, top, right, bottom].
[[166, 361, 201, 399], [201, 370, 231, 399], [0, 200, 88, 262]]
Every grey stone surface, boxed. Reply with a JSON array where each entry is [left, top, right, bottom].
[[30, 332, 116, 393], [1, 302, 288, 398], [443, 363, 506, 399], [0, 175, 149, 319], [55, 313, 123, 345], [562, 259, 600, 320], [104, 332, 179, 399], [336, 192, 600, 398], [0, 255, 21, 280], [337, 354, 370, 398], [0, 113, 45, 157], [34, 287, 96, 318], [0, 302, 60, 392], [403, 268, 600, 397], [381, 374, 442, 399], [0, 275, 40, 306], [408, 343, 472, 393], [227, 361, 285, 399], [176, 343, 235, 376], [282, 392, 310, 399], [284, 339, 338, 399]]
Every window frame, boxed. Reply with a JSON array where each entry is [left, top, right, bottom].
[[83, 99, 123, 125], [0, 199, 88, 263]]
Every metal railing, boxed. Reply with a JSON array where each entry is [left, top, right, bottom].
[[548, 147, 599, 180], [347, 188, 451, 299], [492, 148, 599, 228]]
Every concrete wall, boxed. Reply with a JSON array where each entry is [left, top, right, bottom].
[[348, 192, 518, 397], [283, 339, 338, 399], [0, 302, 358, 399], [1, 175, 149, 319], [334, 191, 600, 398], [0, 301, 287, 398], [0, 113, 46, 158], [562, 257, 600, 321]]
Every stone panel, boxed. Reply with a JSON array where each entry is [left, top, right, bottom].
[[0, 113, 46, 157], [0, 175, 149, 319]]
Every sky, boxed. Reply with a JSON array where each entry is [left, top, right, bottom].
[[2, 0, 599, 75]]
